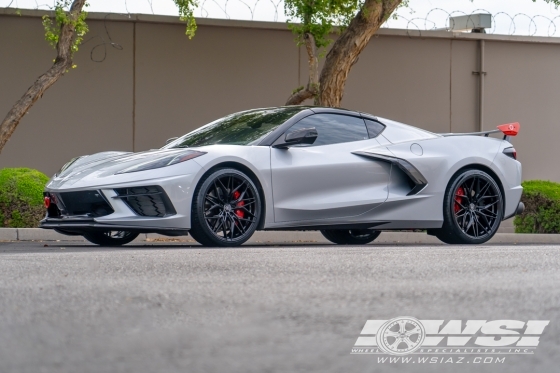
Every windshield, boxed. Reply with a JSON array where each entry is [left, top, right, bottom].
[[163, 107, 306, 148]]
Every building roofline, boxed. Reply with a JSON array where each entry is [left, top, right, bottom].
[[2, 7, 560, 45]]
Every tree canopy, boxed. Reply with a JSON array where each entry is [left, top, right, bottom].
[[0, 0, 557, 154]]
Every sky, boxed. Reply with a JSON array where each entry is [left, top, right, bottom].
[[3, 0, 560, 36]]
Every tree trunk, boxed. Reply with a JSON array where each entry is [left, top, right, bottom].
[[286, 32, 319, 105], [318, 0, 402, 107], [0, 0, 87, 154]]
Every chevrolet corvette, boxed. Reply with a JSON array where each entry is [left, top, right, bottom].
[[40, 106, 523, 246]]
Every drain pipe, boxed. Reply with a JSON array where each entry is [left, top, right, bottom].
[[473, 40, 486, 132]]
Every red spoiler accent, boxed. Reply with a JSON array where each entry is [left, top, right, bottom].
[[497, 122, 520, 136]]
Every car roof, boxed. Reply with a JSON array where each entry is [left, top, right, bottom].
[[272, 106, 379, 121]]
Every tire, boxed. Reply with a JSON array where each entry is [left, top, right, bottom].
[[83, 231, 139, 246], [433, 169, 503, 245], [190, 168, 262, 247], [320, 229, 381, 245]]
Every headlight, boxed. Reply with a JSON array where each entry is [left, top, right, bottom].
[[116, 150, 206, 174], [55, 156, 84, 177]]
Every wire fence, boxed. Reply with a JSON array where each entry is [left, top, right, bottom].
[[4, 0, 560, 64], [385, 8, 560, 37], [4, 1, 560, 37]]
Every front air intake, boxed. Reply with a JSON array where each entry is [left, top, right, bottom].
[[113, 186, 176, 217], [54, 190, 114, 217]]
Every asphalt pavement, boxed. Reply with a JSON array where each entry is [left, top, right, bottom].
[[1, 241, 559, 373]]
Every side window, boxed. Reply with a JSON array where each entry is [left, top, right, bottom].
[[364, 119, 386, 138], [286, 114, 369, 147]]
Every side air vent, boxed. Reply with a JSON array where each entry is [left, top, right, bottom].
[[352, 151, 428, 196], [113, 186, 176, 217]]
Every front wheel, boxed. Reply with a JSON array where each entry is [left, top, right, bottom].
[[320, 229, 381, 245], [433, 169, 503, 244], [190, 168, 262, 247], [83, 231, 139, 246]]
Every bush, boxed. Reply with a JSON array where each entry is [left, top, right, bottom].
[[0, 168, 49, 228], [514, 180, 560, 234]]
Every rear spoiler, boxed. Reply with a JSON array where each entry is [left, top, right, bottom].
[[441, 122, 520, 142]]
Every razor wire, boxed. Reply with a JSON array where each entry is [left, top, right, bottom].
[[4, 1, 560, 64], [384, 7, 560, 37], [4, 1, 560, 37]]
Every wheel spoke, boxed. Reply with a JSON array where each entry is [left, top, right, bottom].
[[232, 214, 248, 234], [401, 337, 414, 349], [221, 216, 228, 238], [238, 200, 256, 209], [482, 200, 499, 210], [232, 216, 254, 223], [466, 213, 474, 232], [477, 209, 497, 218], [205, 194, 221, 205], [389, 338, 402, 349], [236, 196, 255, 203], [212, 217, 223, 233], [217, 178, 229, 196], [398, 320, 406, 333], [230, 180, 246, 197], [236, 185, 250, 203], [229, 216, 236, 239], [470, 177, 476, 197], [476, 177, 481, 196], [477, 182, 491, 198], [205, 203, 221, 212], [212, 181, 224, 203], [473, 213, 479, 237], [405, 327, 420, 336], [239, 206, 256, 217], [474, 212, 490, 234], [474, 214, 486, 236]]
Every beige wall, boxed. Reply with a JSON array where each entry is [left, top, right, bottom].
[[1, 10, 559, 182]]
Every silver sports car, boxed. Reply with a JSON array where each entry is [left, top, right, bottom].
[[40, 106, 523, 246]]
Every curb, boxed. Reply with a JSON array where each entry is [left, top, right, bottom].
[[1, 228, 560, 245]]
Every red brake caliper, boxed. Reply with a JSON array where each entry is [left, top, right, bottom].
[[454, 187, 465, 213], [233, 190, 245, 219]]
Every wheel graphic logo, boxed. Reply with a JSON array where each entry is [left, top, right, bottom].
[[376, 317, 425, 355]]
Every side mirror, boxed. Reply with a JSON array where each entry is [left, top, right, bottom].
[[272, 127, 318, 149], [166, 137, 179, 145]]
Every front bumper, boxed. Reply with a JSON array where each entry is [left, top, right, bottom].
[[41, 174, 198, 234], [40, 217, 189, 236]]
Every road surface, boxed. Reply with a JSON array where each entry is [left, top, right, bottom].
[[0, 241, 559, 373]]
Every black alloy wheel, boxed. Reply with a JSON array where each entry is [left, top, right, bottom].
[[434, 169, 503, 244], [320, 229, 381, 245], [190, 168, 262, 247], [83, 231, 139, 246]]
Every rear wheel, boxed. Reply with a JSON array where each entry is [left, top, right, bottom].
[[83, 231, 139, 246], [190, 168, 262, 247], [433, 169, 503, 244], [320, 229, 381, 245]]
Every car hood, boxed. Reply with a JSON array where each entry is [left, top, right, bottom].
[[46, 148, 201, 190]]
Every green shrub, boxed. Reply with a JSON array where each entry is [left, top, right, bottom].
[[0, 168, 49, 228], [514, 180, 560, 234]]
